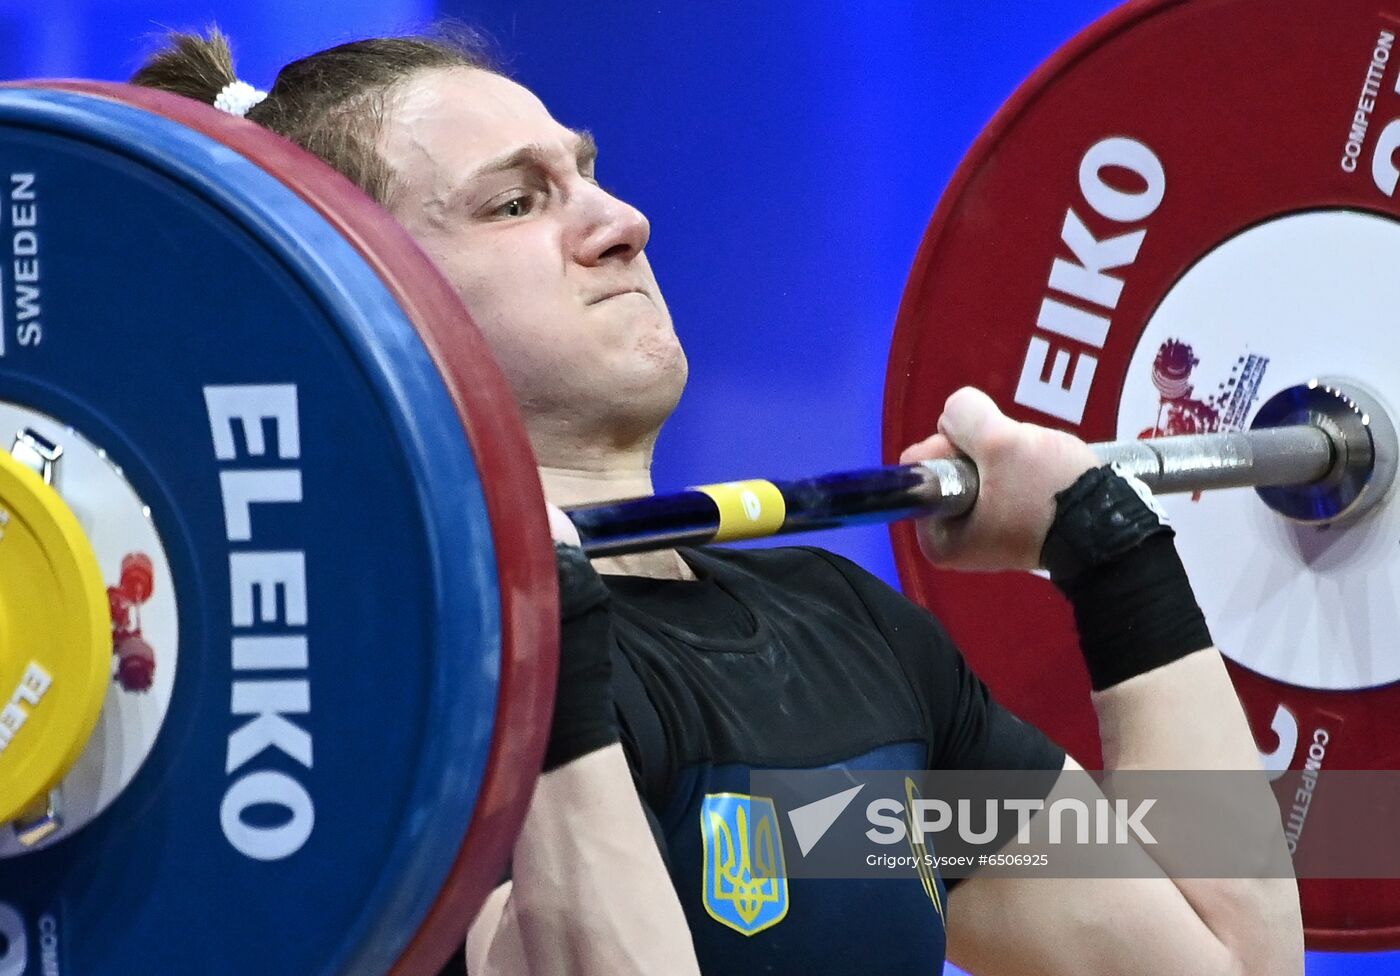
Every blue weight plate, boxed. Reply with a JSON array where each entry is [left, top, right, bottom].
[[0, 87, 548, 975]]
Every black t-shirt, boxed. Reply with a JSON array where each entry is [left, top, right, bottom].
[[442, 544, 1064, 976], [600, 545, 1065, 975]]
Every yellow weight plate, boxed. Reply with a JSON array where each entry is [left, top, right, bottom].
[[0, 449, 111, 825]]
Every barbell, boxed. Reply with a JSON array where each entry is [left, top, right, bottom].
[[3, 0, 1400, 971], [567, 378, 1397, 555]]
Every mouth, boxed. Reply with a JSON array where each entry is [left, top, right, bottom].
[[588, 287, 648, 305]]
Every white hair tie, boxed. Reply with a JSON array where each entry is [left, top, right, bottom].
[[213, 80, 267, 118]]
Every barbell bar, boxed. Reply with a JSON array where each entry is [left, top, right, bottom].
[[567, 378, 1397, 557]]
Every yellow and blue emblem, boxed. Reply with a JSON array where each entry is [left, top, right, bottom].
[[701, 792, 789, 936]]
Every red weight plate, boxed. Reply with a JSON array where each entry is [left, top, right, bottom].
[[884, 0, 1400, 951], [30, 81, 556, 973]]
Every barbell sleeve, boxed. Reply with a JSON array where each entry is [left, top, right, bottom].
[[565, 421, 1340, 558], [1091, 425, 1337, 494]]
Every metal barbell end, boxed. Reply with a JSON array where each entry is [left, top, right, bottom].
[[565, 378, 1397, 556], [1249, 377, 1399, 524]]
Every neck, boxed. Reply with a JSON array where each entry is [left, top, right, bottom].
[[540, 463, 696, 581], [540, 464, 654, 508]]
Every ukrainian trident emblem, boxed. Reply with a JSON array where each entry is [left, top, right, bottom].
[[701, 793, 790, 935]]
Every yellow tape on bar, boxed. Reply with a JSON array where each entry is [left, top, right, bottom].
[[692, 480, 786, 542]]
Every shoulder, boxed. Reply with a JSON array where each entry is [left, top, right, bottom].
[[688, 543, 880, 593], [726, 543, 950, 623], [694, 545, 962, 663]]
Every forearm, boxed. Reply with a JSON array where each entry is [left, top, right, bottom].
[[469, 745, 700, 976], [1090, 644, 1303, 975], [1094, 647, 1259, 770]]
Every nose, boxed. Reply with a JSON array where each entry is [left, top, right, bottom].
[[571, 181, 651, 266]]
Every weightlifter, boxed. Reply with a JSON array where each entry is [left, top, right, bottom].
[[133, 27, 1304, 976]]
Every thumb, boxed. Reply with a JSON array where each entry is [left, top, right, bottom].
[[936, 386, 1012, 456], [899, 431, 959, 465]]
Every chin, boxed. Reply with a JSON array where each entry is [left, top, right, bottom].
[[632, 361, 687, 420], [645, 339, 689, 407], [609, 349, 687, 445]]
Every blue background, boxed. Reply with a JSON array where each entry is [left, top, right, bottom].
[[1, 0, 1388, 972]]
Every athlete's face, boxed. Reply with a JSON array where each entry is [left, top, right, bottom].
[[380, 67, 688, 459]]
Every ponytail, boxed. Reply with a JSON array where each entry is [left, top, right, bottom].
[[130, 29, 246, 111]]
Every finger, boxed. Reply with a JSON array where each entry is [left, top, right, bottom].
[[547, 503, 582, 547], [915, 508, 969, 567], [898, 431, 960, 465], [936, 386, 1013, 455]]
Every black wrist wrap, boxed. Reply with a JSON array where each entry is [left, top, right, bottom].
[[545, 543, 619, 771], [1041, 466, 1214, 692]]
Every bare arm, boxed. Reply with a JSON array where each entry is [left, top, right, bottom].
[[945, 653, 1303, 976], [1090, 649, 1301, 972], [466, 744, 701, 976], [467, 506, 700, 975], [902, 388, 1303, 975]]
